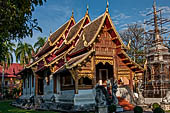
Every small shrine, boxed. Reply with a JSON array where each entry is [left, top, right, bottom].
[[144, 1, 170, 99]]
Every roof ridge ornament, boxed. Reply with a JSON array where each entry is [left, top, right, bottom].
[[71, 9, 74, 18], [106, 0, 109, 13], [86, 4, 89, 15], [83, 34, 88, 47]]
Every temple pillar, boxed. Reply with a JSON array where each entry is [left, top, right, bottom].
[[75, 74, 79, 94], [56, 74, 61, 94], [69, 68, 78, 94], [53, 75, 57, 94], [113, 49, 118, 80], [35, 75, 38, 96], [92, 55, 96, 87], [129, 70, 133, 90]]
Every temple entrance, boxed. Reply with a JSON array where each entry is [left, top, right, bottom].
[[38, 78, 44, 95], [96, 62, 113, 86]]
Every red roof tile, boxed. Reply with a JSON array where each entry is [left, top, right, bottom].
[[0, 63, 23, 78]]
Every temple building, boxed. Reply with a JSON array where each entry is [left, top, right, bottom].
[[0, 63, 23, 97], [144, 1, 170, 98], [17, 5, 143, 110]]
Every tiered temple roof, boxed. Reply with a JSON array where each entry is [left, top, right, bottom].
[[19, 8, 144, 76]]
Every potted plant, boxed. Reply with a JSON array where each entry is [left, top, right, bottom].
[[152, 103, 160, 111], [153, 107, 165, 113], [108, 104, 117, 113], [134, 106, 143, 113]]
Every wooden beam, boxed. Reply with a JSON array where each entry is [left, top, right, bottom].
[[111, 37, 117, 41], [121, 58, 129, 61], [130, 66, 137, 69], [129, 70, 133, 90]]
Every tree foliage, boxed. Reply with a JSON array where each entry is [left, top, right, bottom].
[[2, 41, 16, 67], [0, 0, 46, 62], [120, 23, 146, 65], [34, 36, 47, 53], [15, 42, 34, 67]]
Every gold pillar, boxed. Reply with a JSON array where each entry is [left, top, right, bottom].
[[69, 68, 78, 94], [113, 49, 118, 80], [92, 55, 96, 87]]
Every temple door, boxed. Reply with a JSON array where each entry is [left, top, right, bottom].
[[99, 69, 108, 85], [38, 78, 44, 95]]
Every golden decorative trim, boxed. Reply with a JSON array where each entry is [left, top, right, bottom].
[[78, 70, 92, 73], [48, 38, 52, 46], [43, 58, 47, 65], [95, 56, 113, 60], [67, 14, 91, 44], [78, 74, 93, 80], [67, 49, 94, 69], [83, 34, 88, 47], [27, 18, 75, 68], [47, 45, 74, 66], [95, 59, 113, 65]]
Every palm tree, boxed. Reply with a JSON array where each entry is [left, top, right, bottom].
[[34, 36, 47, 53], [15, 42, 33, 67], [1, 41, 15, 98]]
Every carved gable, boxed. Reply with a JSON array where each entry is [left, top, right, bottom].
[[95, 31, 116, 56]]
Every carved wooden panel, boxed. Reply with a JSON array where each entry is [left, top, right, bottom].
[[95, 31, 116, 56]]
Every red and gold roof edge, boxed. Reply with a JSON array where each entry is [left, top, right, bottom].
[[25, 12, 91, 73], [27, 17, 76, 69], [19, 8, 144, 76]]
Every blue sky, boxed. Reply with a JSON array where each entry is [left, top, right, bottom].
[[22, 0, 170, 44], [13, 0, 170, 62]]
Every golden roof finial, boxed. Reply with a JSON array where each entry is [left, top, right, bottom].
[[106, 0, 109, 12], [86, 4, 89, 15], [153, 0, 156, 7], [71, 9, 74, 18]]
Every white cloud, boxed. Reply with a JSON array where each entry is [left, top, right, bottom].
[[112, 13, 130, 21]]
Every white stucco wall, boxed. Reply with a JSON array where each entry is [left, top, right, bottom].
[[44, 74, 53, 95], [22, 73, 35, 96]]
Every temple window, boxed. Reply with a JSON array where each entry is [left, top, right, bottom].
[[5, 81, 8, 86], [32, 75, 34, 87], [79, 77, 92, 85], [63, 75, 73, 85], [23, 78, 26, 88], [28, 76, 29, 88]]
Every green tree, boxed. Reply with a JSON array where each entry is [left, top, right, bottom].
[[34, 36, 47, 53], [0, 0, 46, 62], [15, 42, 34, 67], [1, 41, 15, 98], [120, 23, 146, 65]]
